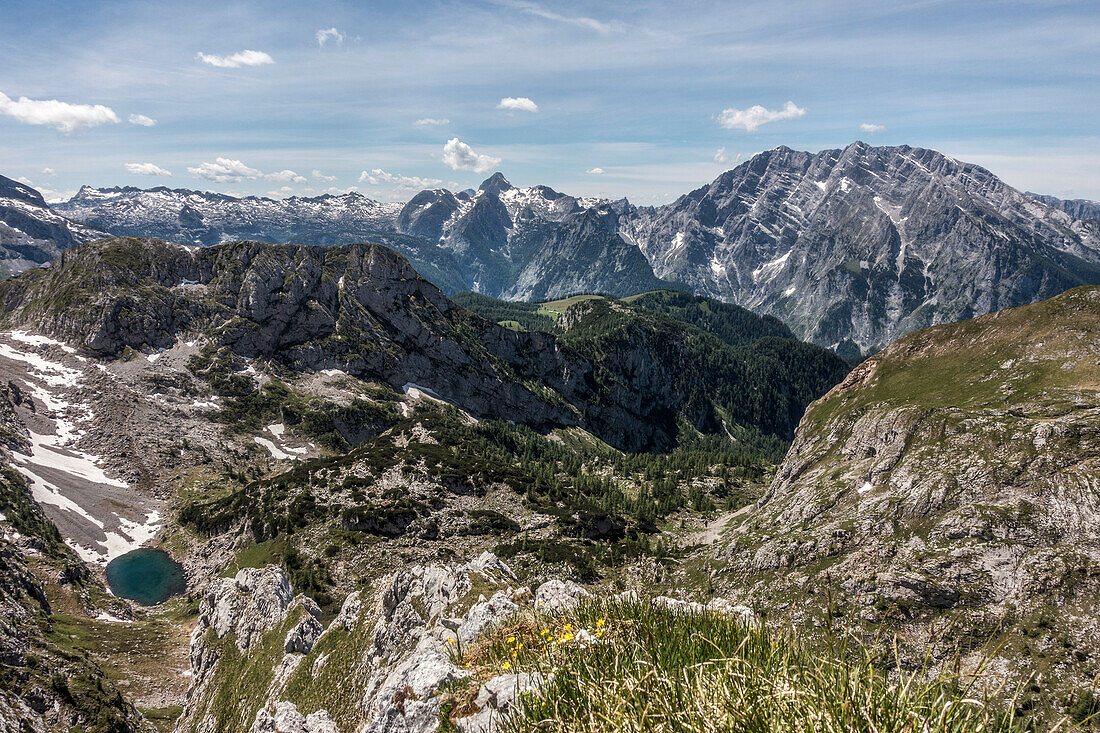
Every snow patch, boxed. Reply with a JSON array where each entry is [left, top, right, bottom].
[[858, 481, 873, 495], [253, 437, 299, 461], [751, 249, 791, 283]]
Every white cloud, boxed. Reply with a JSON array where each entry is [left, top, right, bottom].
[[586, 167, 604, 175], [717, 101, 806, 132], [713, 147, 740, 164], [128, 113, 156, 127], [316, 27, 344, 47], [0, 90, 119, 133], [125, 162, 172, 176], [196, 50, 274, 68], [42, 168, 55, 176], [187, 157, 263, 182], [268, 186, 296, 197], [312, 169, 336, 182], [414, 117, 449, 127], [860, 122, 885, 133], [359, 169, 442, 189], [265, 169, 307, 183], [497, 96, 539, 113], [41, 189, 76, 204], [500, 1, 618, 34], [441, 138, 501, 174], [16, 176, 34, 187]]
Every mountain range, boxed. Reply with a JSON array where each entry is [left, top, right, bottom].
[[2, 234, 1098, 729], [7, 142, 1100, 358]]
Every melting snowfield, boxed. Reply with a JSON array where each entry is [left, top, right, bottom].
[[253, 422, 310, 461], [0, 331, 163, 565]]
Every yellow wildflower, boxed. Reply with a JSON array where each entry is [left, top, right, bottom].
[[507, 636, 515, 643], [502, 662, 511, 670]]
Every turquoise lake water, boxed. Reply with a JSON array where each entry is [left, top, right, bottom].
[[105, 548, 186, 605]]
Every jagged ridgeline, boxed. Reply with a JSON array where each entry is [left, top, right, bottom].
[[0, 236, 846, 454]]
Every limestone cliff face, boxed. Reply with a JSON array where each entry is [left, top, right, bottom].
[[720, 286, 1100, 694], [179, 553, 558, 733], [625, 143, 1100, 355], [0, 237, 737, 451]]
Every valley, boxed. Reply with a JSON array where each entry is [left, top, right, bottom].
[[0, 152, 1097, 732], [0, 230, 1097, 730]]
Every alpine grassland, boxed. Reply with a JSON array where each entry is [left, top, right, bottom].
[[443, 598, 1067, 733]]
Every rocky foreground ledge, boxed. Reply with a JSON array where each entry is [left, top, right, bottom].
[[179, 553, 754, 733]]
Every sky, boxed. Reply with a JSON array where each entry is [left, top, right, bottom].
[[0, 0, 1097, 205]]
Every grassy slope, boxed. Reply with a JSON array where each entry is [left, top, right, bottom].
[[809, 285, 1100, 423], [444, 597, 1053, 732]]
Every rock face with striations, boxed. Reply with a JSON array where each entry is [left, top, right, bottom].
[[623, 142, 1100, 356], [397, 174, 667, 300]]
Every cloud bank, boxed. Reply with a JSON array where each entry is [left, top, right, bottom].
[[359, 169, 442, 189], [860, 123, 885, 133], [265, 169, 307, 183], [187, 158, 263, 182]]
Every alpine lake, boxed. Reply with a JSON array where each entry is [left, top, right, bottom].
[[105, 548, 186, 605]]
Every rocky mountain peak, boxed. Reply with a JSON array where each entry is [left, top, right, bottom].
[[478, 172, 514, 196]]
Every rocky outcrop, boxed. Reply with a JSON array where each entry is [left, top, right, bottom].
[[179, 550, 769, 733], [720, 286, 1100, 698], [184, 566, 320, 732], [178, 552, 535, 733], [251, 702, 337, 733]]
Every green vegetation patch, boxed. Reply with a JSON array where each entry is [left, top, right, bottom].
[[444, 598, 1040, 733]]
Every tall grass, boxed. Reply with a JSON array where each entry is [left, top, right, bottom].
[[446, 598, 1070, 733]]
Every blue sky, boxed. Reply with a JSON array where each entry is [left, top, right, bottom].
[[1, 0, 1097, 204]]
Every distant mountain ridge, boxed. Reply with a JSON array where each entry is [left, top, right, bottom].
[[394, 173, 666, 299], [1027, 191, 1100, 222], [0, 174, 105, 277], [56, 184, 401, 246], [17, 141, 1100, 354]]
